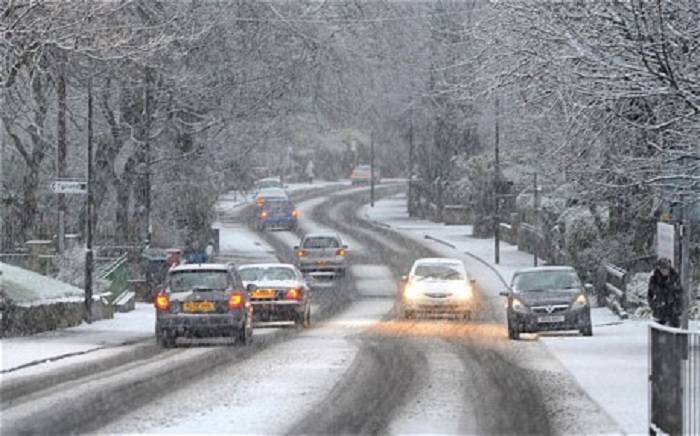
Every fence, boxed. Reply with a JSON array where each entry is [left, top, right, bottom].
[[601, 263, 629, 319], [649, 324, 700, 435]]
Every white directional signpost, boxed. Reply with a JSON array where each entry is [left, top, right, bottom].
[[50, 179, 87, 195]]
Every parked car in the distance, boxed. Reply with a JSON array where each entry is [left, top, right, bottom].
[[238, 263, 311, 328], [154, 263, 253, 347], [350, 164, 381, 185], [500, 266, 593, 339], [398, 258, 475, 320], [294, 233, 348, 280]]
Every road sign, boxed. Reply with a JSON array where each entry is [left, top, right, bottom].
[[50, 180, 87, 194], [657, 222, 676, 267]]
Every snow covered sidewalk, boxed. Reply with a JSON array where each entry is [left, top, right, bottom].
[[363, 193, 654, 435]]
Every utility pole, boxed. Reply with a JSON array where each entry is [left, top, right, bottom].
[[408, 104, 414, 216], [533, 171, 539, 267], [494, 94, 500, 264], [370, 129, 375, 207], [56, 55, 67, 253], [85, 78, 94, 324], [680, 196, 690, 329], [143, 70, 152, 247]]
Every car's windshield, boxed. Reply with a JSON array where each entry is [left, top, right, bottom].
[[413, 264, 464, 280], [513, 270, 581, 292], [239, 267, 297, 281], [257, 180, 281, 189], [169, 271, 228, 291], [303, 237, 340, 249]]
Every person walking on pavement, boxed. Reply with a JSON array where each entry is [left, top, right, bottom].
[[647, 257, 683, 327]]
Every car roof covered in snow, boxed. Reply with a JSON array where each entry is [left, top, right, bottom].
[[238, 263, 297, 270], [303, 232, 341, 240], [513, 266, 576, 275], [169, 263, 230, 272], [413, 257, 463, 266]]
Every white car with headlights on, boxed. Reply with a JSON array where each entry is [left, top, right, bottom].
[[398, 258, 475, 320]]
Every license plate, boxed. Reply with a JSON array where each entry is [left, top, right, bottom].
[[251, 289, 277, 299], [316, 260, 328, 266], [183, 301, 215, 313], [537, 315, 565, 323]]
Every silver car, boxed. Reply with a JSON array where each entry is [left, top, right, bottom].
[[238, 263, 311, 327], [294, 233, 348, 280], [154, 263, 253, 347]]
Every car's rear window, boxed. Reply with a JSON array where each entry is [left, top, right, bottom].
[[169, 270, 228, 291], [266, 200, 291, 209], [413, 264, 464, 280], [513, 270, 581, 292], [239, 267, 297, 281], [303, 237, 340, 249]]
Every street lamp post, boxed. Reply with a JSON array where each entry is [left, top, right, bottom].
[[84, 78, 94, 323], [370, 129, 375, 207], [494, 94, 500, 265]]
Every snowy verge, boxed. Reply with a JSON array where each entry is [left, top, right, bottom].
[[362, 193, 651, 435]]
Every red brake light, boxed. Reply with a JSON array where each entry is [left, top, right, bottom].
[[291, 209, 299, 218], [256, 197, 265, 206], [297, 249, 305, 257], [260, 210, 268, 218], [155, 292, 170, 311], [336, 248, 346, 256], [228, 291, 244, 310], [284, 288, 301, 300]]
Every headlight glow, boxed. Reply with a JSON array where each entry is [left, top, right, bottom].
[[404, 283, 422, 299], [512, 298, 529, 313], [454, 283, 473, 300], [571, 293, 588, 308]]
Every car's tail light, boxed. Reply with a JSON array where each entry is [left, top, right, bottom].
[[260, 210, 268, 218], [228, 291, 244, 310], [297, 249, 305, 257], [155, 291, 170, 311], [284, 288, 301, 300], [256, 197, 265, 206], [336, 248, 346, 256], [291, 209, 299, 218]]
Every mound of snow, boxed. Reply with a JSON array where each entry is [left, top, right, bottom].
[[0, 262, 85, 305]]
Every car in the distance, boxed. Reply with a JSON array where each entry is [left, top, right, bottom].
[[254, 176, 283, 191], [294, 233, 348, 280], [398, 258, 475, 320], [154, 263, 253, 347], [255, 197, 298, 231], [350, 164, 381, 185], [500, 266, 593, 339], [238, 263, 310, 327]]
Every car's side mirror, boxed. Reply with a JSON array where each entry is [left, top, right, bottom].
[[246, 284, 257, 293], [470, 279, 476, 286], [584, 283, 594, 293], [499, 291, 510, 297], [293, 245, 299, 250], [343, 245, 348, 249]]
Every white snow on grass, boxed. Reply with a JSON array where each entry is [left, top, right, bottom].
[[0, 262, 86, 305], [100, 298, 393, 434], [1, 303, 155, 374]]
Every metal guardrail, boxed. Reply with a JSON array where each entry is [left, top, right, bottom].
[[649, 323, 700, 435]]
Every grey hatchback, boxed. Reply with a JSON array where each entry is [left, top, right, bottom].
[[155, 263, 253, 347], [500, 266, 593, 339]]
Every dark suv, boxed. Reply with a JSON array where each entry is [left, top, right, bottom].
[[500, 266, 593, 339], [155, 263, 253, 347]]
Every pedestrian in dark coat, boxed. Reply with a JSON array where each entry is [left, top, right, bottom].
[[647, 258, 683, 327]]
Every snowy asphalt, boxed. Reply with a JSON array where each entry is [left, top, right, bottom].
[[2, 183, 619, 435]]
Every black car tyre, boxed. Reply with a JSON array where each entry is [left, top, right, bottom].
[[580, 323, 593, 337], [236, 318, 253, 346], [157, 330, 176, 348], [461, 311, 472, 322], [507, 322, 520, 340]]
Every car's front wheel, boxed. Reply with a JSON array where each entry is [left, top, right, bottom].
[[507, 321, 520, 340], [580, 323, 593, 337]]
